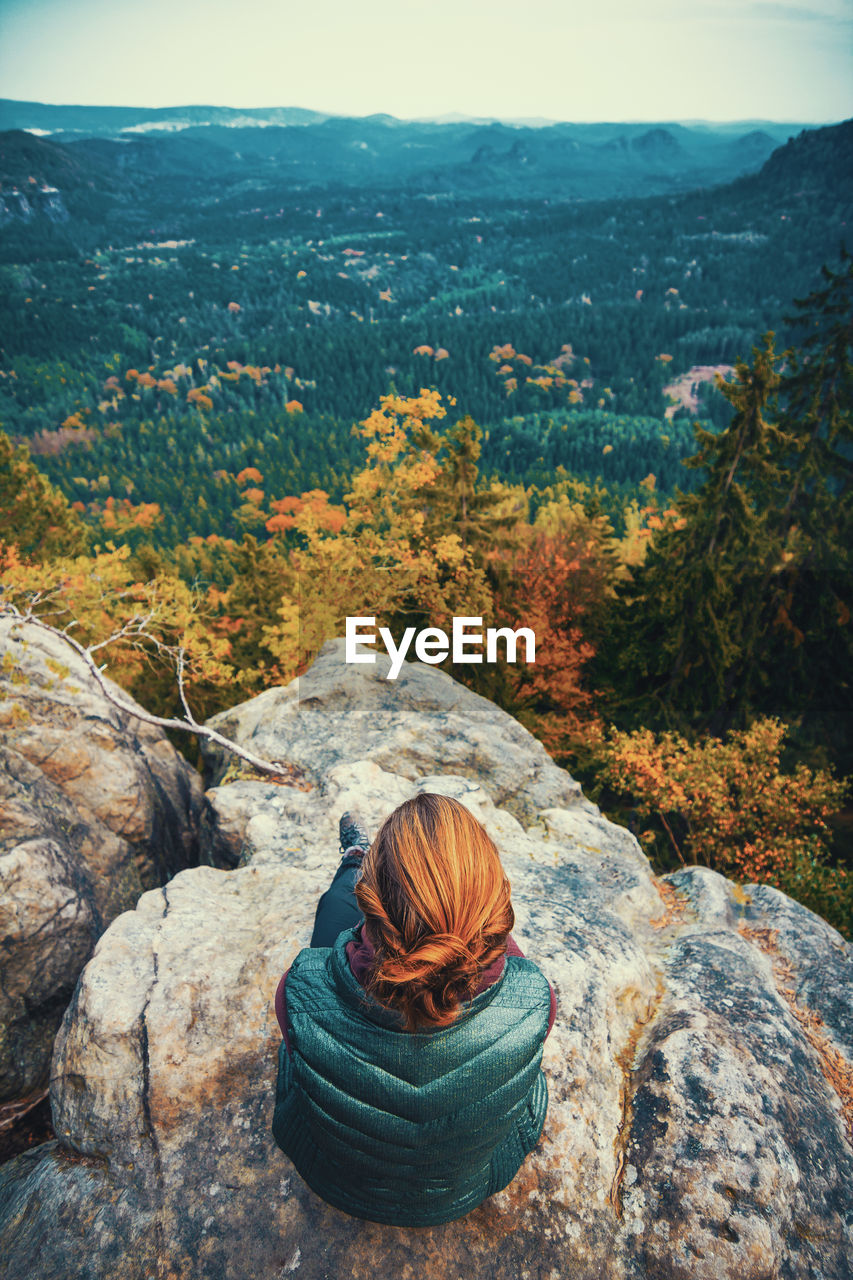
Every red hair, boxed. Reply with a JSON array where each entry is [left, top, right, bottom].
[[354, 793, 514, 1031]]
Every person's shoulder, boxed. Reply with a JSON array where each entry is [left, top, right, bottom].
[[504, 951, 549, 972], [288, 945, 329, 978], [502, 952, 552, 993]]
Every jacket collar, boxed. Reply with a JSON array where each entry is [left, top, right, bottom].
[[328, 927, 507, 1033]]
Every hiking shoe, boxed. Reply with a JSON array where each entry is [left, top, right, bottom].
[[339, 811, 371, 856]]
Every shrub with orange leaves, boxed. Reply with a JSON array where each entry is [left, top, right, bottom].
[[266, 491, 345, 536], [98, 497, 162, 533], [597, 718, 848, 918]]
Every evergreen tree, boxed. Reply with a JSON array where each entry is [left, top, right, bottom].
[[599, 255, 852, 761], [764, 251, 853, 760], [601, 334, 787, 733], [423, 414, 520, 558]]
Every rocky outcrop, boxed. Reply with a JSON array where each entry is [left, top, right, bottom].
[[0, 640, 851, 1278], [0, 186, 70, 226], [0, 618, 205, 1105], [202, 636, 592, 838]]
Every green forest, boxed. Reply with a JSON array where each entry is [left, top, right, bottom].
[[1, 117, 851, 935]]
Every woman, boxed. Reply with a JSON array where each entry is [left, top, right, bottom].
[[272, 793, 555, 1227]]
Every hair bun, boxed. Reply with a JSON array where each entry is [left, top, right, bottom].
[[376, 932, 480, 996], [416, 932, 479, 976]]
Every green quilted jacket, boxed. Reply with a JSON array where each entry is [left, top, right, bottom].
[[272, 925, 552, 1226]]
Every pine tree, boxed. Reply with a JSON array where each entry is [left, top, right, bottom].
[[602, 334, 789, 733], [763, 251, 853, 760], [600, 254, 852, 761], [423, 415, 520, 558]]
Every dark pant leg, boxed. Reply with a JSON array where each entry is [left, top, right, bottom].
[[310, 853, 364, 947]]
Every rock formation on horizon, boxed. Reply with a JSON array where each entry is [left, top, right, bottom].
[[0, 638, 851, 1278]]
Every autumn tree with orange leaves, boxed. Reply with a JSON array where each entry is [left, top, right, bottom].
[[484, 489, 617, 762], [0, 430, 283, 772]]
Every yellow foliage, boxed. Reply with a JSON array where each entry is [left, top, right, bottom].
[[259, 392, 495, 677], [1, 546, 234, 700]]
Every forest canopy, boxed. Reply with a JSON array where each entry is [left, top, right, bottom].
[[2, 254, 851, 936], [1, 119, 851, 936]]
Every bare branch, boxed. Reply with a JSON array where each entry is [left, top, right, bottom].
[[88, 614, 153, 654], [175, 648, 199, 728], [1, 606, 287, 779], [658, 810, 687, 867]]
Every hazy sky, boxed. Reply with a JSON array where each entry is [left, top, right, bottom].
[[0, 0, 850, 122]]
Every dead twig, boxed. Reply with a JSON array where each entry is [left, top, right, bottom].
[[2, 605, 288, 780]]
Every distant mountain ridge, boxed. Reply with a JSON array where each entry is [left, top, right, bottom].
[[715, 117, 853, 213], [758, 116, 853, 192], [0, 106, 849, 253], [0, 99, 826, 138], [0, 99, 828, 210]]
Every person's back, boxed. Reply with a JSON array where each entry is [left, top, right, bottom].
[[272, 793, 554, 1226]]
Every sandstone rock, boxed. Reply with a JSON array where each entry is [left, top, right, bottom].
[[0, 643, 851, 1278], [0, 618, 205, 1103], [201, 637, 593, 825]]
